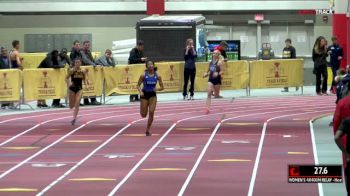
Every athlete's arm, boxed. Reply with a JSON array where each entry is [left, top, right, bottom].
[[157, 75, 164, 91], [14, 51, 23, 69], [218, 61, 224, 76], [137, 74, 145, 95], [334, 129, 350, 161]]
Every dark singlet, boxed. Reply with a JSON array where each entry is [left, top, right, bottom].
[[70, 70, 84, 93], [209, 60, 221, 80], [143, 71, 158, 92], [10, 50, 19, 69]]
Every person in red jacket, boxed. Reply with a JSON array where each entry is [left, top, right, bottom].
[[333, 95, 350, 174]]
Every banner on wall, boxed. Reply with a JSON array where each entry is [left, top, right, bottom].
[[0, 69, 22, 101], [23, 68, 67, 101], [81, 66, 104, 97], [249, 59, 304, 89]]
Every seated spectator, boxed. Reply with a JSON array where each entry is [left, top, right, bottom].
[[96, 49, 116, 67]]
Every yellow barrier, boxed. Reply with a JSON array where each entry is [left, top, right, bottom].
[[0, 69, 22, 101], [249, 59, 304, 89], [20, 52, 101, 69], [105, 61, 249, 95], [81, 66, 104, 97], [23, 68, 67, 101], [195, 61, 249, 91], [327, 67, 333, 85]]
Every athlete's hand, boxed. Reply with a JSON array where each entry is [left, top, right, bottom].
[[156, 87, 164, 91], [140, 91, 144, 97], [203, 72, 208, 78]]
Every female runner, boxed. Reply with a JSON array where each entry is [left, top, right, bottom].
[[137, 60, 164, 136], [203, 50, 224, 114], [67, 58, 86, 125]]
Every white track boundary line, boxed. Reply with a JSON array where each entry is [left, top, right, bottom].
[[108, 103, 334, 196], [309, 114, 331, 196], [246, 110, 331, 196]]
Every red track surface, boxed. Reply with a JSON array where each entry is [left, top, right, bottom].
[[0, 96, 335, 196]]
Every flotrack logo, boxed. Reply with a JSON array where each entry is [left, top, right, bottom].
[[315, 9, 334, 15]]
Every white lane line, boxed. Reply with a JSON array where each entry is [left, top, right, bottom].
[[309, 115, 329, 196], [108, 103, 334, 196], [247, 110, 331, 196]]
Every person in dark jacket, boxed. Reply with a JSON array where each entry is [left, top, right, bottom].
[[70, 40, 82, 62], [128, 40, 147, 102], [183, 38, 197, 100], [281, 38, 298, 92], [312, 36, 329, 95], [328, 36, 344, 93], [37, 50, 64, 108], [59, 48, 71, 67]]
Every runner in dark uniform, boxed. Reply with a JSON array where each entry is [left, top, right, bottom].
[[137, 60, 164, 136], [203, 50, 224, 114], [67, 58, 86, 125]]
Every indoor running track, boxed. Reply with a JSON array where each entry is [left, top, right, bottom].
[[0, 95, 336, 196]]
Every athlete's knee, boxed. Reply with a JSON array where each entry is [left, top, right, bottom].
[[149, 110, 155, 117], [141, 112, 147, 118]]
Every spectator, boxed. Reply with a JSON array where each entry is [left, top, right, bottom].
[[9, 40, 23, 70], [0, 47, 10, 69], [328, 36, 344, 94], [334, 117, 350, 196], [37, 50, 65, 108], [281, 38, 298, 92], [70, 40, 82, 62], [80, 40, 101, 105], [96, 49, 116, 67], [0, 47, 12, 109], [183, 38, 197, 100], [215, 41, 228, 62], [128, 40, 147, 102], [312, 36, 328, 95], [58, 48, 71, 67]]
